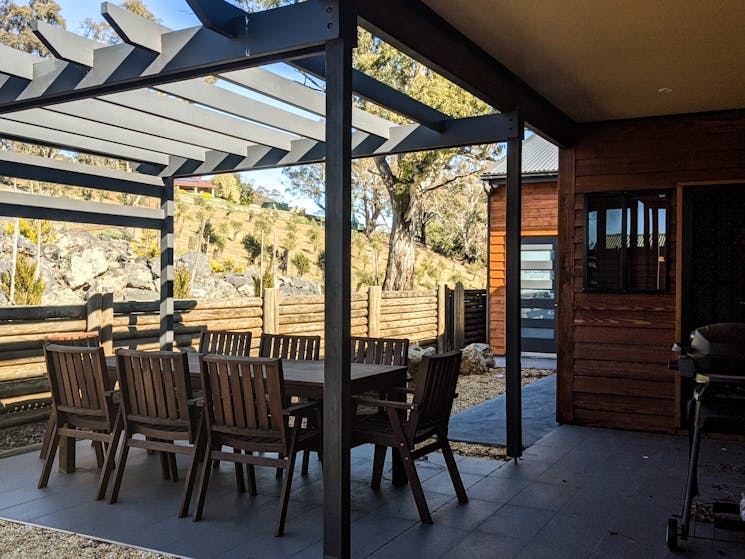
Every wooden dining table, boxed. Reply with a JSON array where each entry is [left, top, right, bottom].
[[59, 354, 409, 484]]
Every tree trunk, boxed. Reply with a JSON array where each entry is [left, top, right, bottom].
[[383, 196, 416, 291]]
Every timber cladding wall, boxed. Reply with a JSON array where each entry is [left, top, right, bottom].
[[557, 110, 745, 432], [488, 181, 558, 354]]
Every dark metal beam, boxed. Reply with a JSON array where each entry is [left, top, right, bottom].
[[356, 0, 575, 146], [0, 1, 340, 113], [0, 150, 164, 197], [293, 56, 448, 130], [323, 5, 355, 558], [505, 132, 524, 459], [168, 112, 519, 176], [0, 191, 163, 229], [159, 177, 175, 351], [185, 0, 246, 39]]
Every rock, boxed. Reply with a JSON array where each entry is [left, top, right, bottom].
[[66, 247, 108, 289], [123, 261, 156, 290], [87, 273, 129, 296], [277, 276, 322, 297], [178, 253, 212, 277], [407, 344, 436, 380], [120, 287, 158, 302], [459, 343, 495, 376], [43, 285, 83, 305], [189, 275, 239, 299]]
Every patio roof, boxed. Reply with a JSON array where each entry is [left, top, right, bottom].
[[0, 2, 549, 556]]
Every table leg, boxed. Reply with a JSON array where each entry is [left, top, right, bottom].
[[391, 375, 408, 486], [58, 435, 76, 473]]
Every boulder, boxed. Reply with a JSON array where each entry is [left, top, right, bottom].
[[178, 253, 212, 277], [407, 344, 436, 380], [66, 247, 108, 289], [277, 276, 323, 297], [459, 343, 495, 376], [123, 261, 156, 290]]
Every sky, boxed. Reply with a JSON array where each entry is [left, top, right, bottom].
[[46, 0, 320, 213]]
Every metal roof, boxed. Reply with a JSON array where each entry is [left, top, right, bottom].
[[483, 133, 558, 179]]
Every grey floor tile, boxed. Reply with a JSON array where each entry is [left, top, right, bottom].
[[446, 531, 529, 559], [366, 523, 468, 559], [468, 476, 529, 504], [477, 503, 555, 540], [429, 497, 500, 530], [508, 481, 579, 511]]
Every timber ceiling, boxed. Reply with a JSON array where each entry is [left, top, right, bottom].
[[424, 0, 745, 122]]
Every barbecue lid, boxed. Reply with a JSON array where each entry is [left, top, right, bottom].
[[689, 323, 745, 357]]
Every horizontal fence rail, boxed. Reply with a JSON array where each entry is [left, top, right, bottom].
[[0, 283, 479, 428]]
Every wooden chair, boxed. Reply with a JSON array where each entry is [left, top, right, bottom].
[[38, 344, 121, 501], [108, 349, 204, 518], [199, 330, 252, 356], [260, 333, 322, 476], [193, 355, 321, 536], [351, 336, 409, 367], [40, 332, 103, 461], [259, 333, 321, 361], [351, 350, 468, 524]]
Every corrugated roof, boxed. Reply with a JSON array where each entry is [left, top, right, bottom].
[[484, 133, 558, 178]]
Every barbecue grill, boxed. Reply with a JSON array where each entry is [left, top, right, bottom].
[[667, 322, 745, 550]]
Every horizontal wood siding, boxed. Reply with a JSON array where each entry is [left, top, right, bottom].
[[488, 181, 558, 354], [558, 110, 745, 432]]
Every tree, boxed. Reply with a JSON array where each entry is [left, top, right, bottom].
[[243, 233, 262, 264], [210, 173, 241, 204], [291, 253, 310, 277], [0, 0, 64, 55], [1, 254, 45, 305]]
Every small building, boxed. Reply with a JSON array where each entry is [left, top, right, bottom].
[[483, 134, 558, 355], [174, 178, 215, 196]]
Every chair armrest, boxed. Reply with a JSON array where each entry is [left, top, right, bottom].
[[353, 397, 416, 411], [283, 400, 321, 417], [389, 386, 415, 395], [187, 398, 203, 407]]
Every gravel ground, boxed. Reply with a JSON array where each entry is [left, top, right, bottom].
[[0, 368, 553, 557]]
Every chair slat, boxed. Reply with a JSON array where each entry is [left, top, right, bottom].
[[199, 330, 252, 357], [259, 333, 320, 361]]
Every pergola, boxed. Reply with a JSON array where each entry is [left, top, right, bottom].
[[0, 1, 574, 556]]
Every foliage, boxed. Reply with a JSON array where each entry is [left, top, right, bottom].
[[285, 220, 297, 252], [1, 254, 45, 305], [252, 269, 275, 297], [132, 231, 159, 258], [242, 233, 262, 264], [316, 249, 325, 272], [239, 179, 257, 205], [210, 173, 242, 204], [0, 0, 64, 55], [202, 220, 226, 253], [291, 253, 310, 277], [174, 266, 192, 299]]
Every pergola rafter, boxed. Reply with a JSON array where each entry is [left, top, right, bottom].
[[0, 1, 569, 557]]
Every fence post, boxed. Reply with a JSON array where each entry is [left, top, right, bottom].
[[437, 284, 446, 352], [101, 293, 114, 355], [454, 282, 465, 350], [86, 292, 102, 336], [264, 288, 278, 334], [368, 285, 381, 337]]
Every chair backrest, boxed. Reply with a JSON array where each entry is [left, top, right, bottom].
[[200, 355, 289, 448], [116, 349, 193, 435], [408, 351, 462, 439], [351, 336, 409, 366], [45, 331, 101, 347], [199, 330, 252, 356], [259, 333, 320, 360], [44, 344, 114, 426]]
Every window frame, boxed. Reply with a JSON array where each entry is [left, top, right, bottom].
[[583, 190, 671, 294]]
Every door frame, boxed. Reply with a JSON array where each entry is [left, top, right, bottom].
[[674, 179, 745, 425]]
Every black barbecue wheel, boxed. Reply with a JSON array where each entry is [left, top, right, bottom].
[[666, 517, 678, 551]]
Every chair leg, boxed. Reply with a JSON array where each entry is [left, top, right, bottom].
[[193, 449, 215, 522], [397, 444, 432, 524], [275, 451, 298, 537], [301, 450, 311, 476], [93, 441, 105, 468], [38, 423, 60, 489], [95, 413, 123, 501], [169, 452, 179, 483], [234, 450, 246, 494], [179, 422, 206, 519], [276, 452, 284, 479], [39, 411, 55, 460], [371, 445, 387, 489], [159, 448, 171, 480], [246, 453, 257, 497], [440, 438, 468, 504], [108, 442, 130, 504]]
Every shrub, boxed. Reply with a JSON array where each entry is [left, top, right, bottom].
[[1, 254, 45, 305], [253, 269, 275, 297], [243, 233, 262, 264], [317, 249, 325, 272], [291, 253, 310, 277], [174, 266, 192, 299], [132, 231, 159, 258]]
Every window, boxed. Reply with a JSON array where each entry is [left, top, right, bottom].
[[585, 191, 669, 292]]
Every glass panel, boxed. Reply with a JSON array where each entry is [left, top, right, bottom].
[[521, 328, 555, 339], [521, 270, 552, 281], [627, 191, 668, 291], [586, 194, 623, 290], [521, 289, 554, 299], [521, 308, 555, 319], [521, 250, 553, 261]]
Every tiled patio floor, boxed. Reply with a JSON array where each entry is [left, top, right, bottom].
[[1, 425, 743, 558]]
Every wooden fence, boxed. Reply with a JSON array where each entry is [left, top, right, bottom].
[[0, 286, 471, 428]]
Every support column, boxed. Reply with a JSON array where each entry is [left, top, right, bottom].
[[323, 5, 355, 558], [505, 133, 523, 459], [159, 176, 175, 351]]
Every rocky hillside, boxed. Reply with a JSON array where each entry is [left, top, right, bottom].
[[0, 191, 485, 305]]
